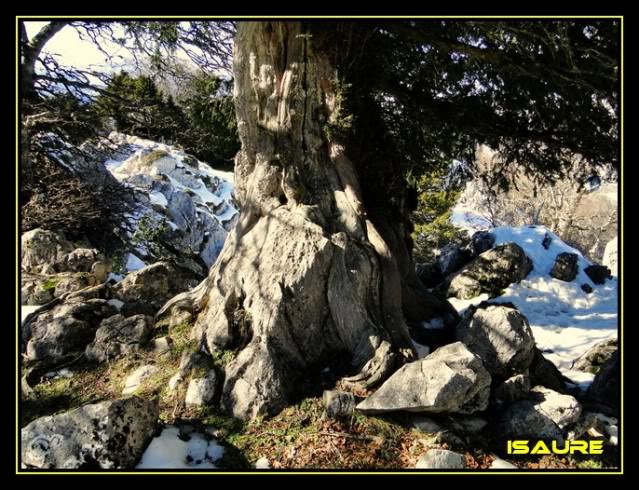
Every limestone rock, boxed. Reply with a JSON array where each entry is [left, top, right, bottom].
[[85, 314, 153, 362], [415, 449, 466, 469], [356, 342, 491, 415], [456, 303, 535, 378], [185, 370, 218, 407], [497, 386, 582, 441], [445, 243, 533, 300], [21, 397, 158, 469]]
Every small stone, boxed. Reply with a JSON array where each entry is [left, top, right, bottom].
[[550, 252, 579, 282], [581, 283, 593, 294], [415, 449, 466, 469], [151, 336, 173, 354], [122, 365, 160, 395], [255, 457, 270, 469], [185, 370, 218, 407], [490, 458, 517, 469], [322, 390, 356, 418]]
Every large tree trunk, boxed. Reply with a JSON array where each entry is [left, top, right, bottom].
[[158, 21, 458, 420]]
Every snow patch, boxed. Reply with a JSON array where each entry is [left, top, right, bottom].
[[446, 225, 617, 389], [136, 426, 225, 469]]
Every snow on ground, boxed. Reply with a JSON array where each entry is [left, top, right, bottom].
[[101, 133, 239, 273], [448, 223, 618, 390], [136, 426, 225, 469]]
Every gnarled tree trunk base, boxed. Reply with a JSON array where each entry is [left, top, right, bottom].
[[157, 21, 458, 419]]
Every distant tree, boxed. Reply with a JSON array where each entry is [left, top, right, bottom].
[[176, 73, 239, 167], [411, 169, 467, 262], [94, 71, 188, 142]]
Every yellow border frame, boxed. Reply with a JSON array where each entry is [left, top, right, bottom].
[[15, 14, 624, 476]]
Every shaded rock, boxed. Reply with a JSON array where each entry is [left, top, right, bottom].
[[25, 298, 117, 362], [542, 233, 552, 250], [415, 262, 443, 289], [411, 415, 444, 434], [497, 386, 582, 441], [573, 338, 617, 373], [21, 228, 74, 273], [450, 415, 488, 436], [529, 348, 569, 393], [112, 262, 198, 316], [356, 342, 491, 415], [584, 264, 612, 285], [168, 351, 204, 392], [122, 365, 160, 395], [470, 230, 495, 256], [185, 370, 218, 406], [445, 243, 533, 300], [50, 272, 99, 297], [322, 390, 356, 419], [581, 283, 593, 294], [64, 248, 101, 273], [567, 412, 618, 446], [550, 252, 579, 282], [492, 373, 530, 408], [415, 449, 465, 469], [456, 303, 535, 378], [21, 397, 158, 469], [21, 274, 55, 305], [587, 350, 619, 410], [85, 314, 153, 362], [150, 336, 173, 355], [436, 244, 472, 277]]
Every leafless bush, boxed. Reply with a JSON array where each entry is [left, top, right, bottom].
[[22, 153, 135, 253]]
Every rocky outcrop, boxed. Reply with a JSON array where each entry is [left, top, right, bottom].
[[21, 397, 158, 469], [21, 229, 75, 274], [528, 348, 570, 393], [85, 314, 153, 362], [356, 342, 491, 415], [456, 303, 535, 378], [550, 252, 579, 282], [21, 229, 111, 305], [445, 243, 533, 299]]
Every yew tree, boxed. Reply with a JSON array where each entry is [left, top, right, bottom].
[[156, 20, 618, 419]]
